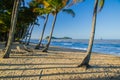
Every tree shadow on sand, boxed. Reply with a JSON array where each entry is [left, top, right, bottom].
[[0, 50, 120, 80], [0, 62, 120, 79], [0, 69, 119, 80]]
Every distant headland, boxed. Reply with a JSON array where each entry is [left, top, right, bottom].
[[45, 36, 72, 39]]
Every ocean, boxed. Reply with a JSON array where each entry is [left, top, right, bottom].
[[30, 39, 120, 56]]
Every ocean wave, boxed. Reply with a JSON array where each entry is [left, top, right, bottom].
[[71, 47, 87, 50], [63, 43, 73, 46]]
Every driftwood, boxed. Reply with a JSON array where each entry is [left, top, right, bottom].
[[16, 46, 27, 54], [23, 45, 34, 52]]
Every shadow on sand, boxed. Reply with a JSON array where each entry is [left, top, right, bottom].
[[0, 51, 120, 80], [0, 70, 120, 79]]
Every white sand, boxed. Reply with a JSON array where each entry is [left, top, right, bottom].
[[0, 42, 120, 80]]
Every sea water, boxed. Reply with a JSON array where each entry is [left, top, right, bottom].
[[30, 39, 120, 56]]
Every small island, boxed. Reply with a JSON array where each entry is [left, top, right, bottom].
[[45, 36, 72, 39]]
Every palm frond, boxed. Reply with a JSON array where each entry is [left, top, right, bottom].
[[68, 0, 84, 7], [0, 19, 5, 24], [62, 9, 75, 17], [98, 0, 104, 12]]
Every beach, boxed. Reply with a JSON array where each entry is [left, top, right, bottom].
[[1, 0, 120, 79], [0, 42, 120, 80]]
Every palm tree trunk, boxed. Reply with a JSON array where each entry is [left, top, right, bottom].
[[20, 27, 27, 43], [5, 32, 9, 47], [27, 23, 34, 45], [35, 14, 49, 49], [78, 0, 98, 68], [24, 24, 31, 44], [42, 13, 58, 52], [3, 0, 21, 58]]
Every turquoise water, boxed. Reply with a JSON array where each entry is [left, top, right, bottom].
[[30, 39, 120, 56]]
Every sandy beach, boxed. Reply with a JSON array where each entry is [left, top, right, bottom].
[[0, 42, 120, 80]]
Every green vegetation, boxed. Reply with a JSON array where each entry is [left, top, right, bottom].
[[0, 0, 77, 57], [45, 36, 72, 39]]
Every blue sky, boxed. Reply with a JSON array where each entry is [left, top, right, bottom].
[[30, 0, 120, 39]]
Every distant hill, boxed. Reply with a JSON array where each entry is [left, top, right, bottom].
[[45, 36, 72, 39]]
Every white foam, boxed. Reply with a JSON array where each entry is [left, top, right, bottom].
[[63, 43, 73, 45], [71, 47, 87, 50]]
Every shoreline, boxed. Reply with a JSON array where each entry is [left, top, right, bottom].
[[29, 42, 120, 57], [0, 42, 120, 57], [29, 41, 120, 57], [48, 46, 120, 57], [0, 42, 120, 79]]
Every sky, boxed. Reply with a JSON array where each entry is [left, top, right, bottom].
[[28, 0, 120, 39]]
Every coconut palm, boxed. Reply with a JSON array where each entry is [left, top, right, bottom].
[[0, 0, 26, 43], [16, 1, 42, 44], [35, 14, 49, 49], [3, 0, 21, 58], [26, 22, 40, 45], [0, 0, 38, 43], [33, 0, 77, 50], [78, 0, 104, 68], [42, 13, 57, 52], [31, 0, 59, 51], [26, 23, 35, 45], [42, 0, 75, 52], [32, 0, 55, 49]]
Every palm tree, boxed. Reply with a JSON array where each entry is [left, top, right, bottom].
[[78, 0, 104, 68], [42, 0, 75, 52], [0, 0, 13, 43], [3, 0, 21, 58], [0, 0, 26, 43], [42, 13, 58, 52], [23, 24, 32, 44], [26, 23, 35, 45], [0, 0, 38, 43], [35, 14, 49, 49]]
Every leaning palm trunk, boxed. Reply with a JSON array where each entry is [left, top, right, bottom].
[[24, 24, 32, 44], [78, 0, 98, 68], [3, 0, 20, 58], [35, 14, 49, 49], [27, 23, 34, 45], [20, 26, 27, 43], [42, 13, 58, 52]]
